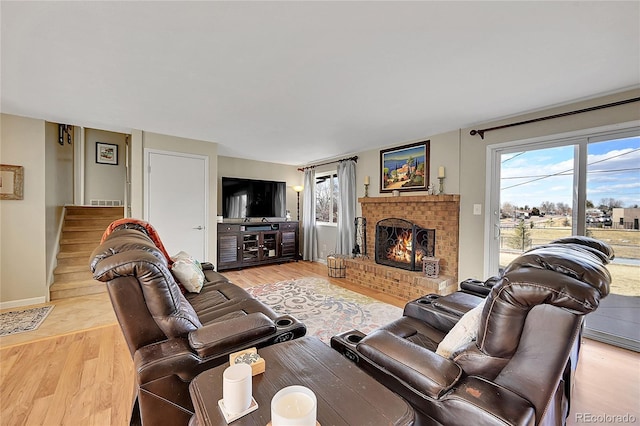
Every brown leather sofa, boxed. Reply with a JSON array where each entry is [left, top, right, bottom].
[[332, 236, 613, 425], [90, 224, 306, 425]]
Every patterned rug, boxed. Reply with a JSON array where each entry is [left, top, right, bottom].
[[246, 277, 403, 343], [0, 305, 54, 337]]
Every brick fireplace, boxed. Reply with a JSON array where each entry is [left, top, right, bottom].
[[344, 195, 460, 299]]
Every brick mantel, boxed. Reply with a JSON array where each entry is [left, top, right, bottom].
[[359, 194, 460, 205], [356, 194, 460, 297]]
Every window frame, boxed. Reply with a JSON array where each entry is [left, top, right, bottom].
[[315, 170, 338, 226]]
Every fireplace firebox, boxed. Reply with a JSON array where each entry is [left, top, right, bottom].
[[375, 218, 435, 271]]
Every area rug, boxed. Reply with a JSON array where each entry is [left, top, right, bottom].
[[246, 277, 403, 343], [0, 305, 54, 337]]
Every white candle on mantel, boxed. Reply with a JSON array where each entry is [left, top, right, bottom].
[[364, 175, 370, 185], [438, 166, 445, 178]]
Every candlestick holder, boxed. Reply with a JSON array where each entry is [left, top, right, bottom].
[[438, 177, 445, 195], [364, 183, 369, 197]]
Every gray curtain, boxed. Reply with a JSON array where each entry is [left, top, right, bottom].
[[302, 169, 316, 260], [336, 160, 356, 255]]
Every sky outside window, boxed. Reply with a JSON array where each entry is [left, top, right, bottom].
[[501, 137, 640, 210]]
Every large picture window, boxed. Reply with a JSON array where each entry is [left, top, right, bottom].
[[315, 172, 338, 224]]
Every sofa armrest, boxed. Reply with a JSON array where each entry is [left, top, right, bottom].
[[460, 279, 492, 297], [134, 313, 277, 383], [188, 312, 276, 358], [440, 376, 536, 426], [357, 330, 462, 398], [134, 338, 207, 383], [201, 262, 215, 271], [403, 297, 462, 333]]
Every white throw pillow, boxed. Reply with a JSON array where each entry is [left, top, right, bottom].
[[435, 298, 486, 358], [171, 251, 205, 293]]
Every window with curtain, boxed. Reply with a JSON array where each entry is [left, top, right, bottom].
[[315, 171, 338, 224]]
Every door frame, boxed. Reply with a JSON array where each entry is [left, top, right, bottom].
[[143, 148, 209, 260]]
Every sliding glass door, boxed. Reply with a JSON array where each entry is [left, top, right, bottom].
[[488, 128, 640, 350], [583, 135, 640, 350]]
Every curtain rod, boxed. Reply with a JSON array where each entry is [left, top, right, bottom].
[[297, 155, 358, 172], [469, 97, 640, 139]]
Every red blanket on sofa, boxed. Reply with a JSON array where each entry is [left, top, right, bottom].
[[101, 218, 174, 267]]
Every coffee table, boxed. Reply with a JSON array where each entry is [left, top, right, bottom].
[[189, 336, 415, 425]]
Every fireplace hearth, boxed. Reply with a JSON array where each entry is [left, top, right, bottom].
[[375, 218, 435, 271]]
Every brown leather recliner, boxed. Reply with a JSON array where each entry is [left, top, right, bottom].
[[337, 236, 613, 425], [90, 224, 306, 425]]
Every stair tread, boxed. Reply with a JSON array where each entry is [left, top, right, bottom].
[[66, 206, 123, 213], [54, 270, 94, 279], [55, 264, 92, 274], [57, 250, 93, 258], [50, 282, 107, 300], [60, 236, 103, 244], [64, 222, 120, 228], [50, 278, 103, 290], [59, 244, 101, 253]]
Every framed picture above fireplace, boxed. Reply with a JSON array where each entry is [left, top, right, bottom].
[[380, 141, 429, 192]]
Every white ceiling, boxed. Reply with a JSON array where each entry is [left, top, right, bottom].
[[2, 1, 639, 165]]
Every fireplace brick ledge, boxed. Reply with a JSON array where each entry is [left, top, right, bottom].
[[344, 258, 458, 299], [359, 194, 460, 204]]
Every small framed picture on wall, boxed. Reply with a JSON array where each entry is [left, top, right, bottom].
[[96, 142, 118, 165], [0, 164, 24, 200]]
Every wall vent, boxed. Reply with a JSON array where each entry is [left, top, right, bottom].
[[89, 199, 122, 206]]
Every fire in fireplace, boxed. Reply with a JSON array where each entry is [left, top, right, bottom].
[[375, 218, 435, 271]]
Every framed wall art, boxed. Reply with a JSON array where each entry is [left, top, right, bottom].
[[96, 142, 118, 165], [380, 141, 429, 192], [0, 164, 25, 200]]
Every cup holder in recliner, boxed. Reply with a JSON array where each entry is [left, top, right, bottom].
[[346, 334, 363, 344], [276, 318, 293, 327], [330, 330, 365, 364], [417, 294, 440, 305]]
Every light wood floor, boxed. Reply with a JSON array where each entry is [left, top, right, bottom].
[[1, 261, 637, 425]]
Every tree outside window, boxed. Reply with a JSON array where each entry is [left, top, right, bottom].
[[315, 172, 338, 224]]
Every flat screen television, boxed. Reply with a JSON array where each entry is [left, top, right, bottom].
[[222, 177, 287, 219]]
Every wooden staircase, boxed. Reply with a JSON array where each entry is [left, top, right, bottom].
[[50, 206, 124, 300]]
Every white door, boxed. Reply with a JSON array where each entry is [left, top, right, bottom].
[[145, 149, 208, 261]]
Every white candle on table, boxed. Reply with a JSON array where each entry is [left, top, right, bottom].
[[271, 385, 317, 426], [222, 363, 252, 415], [364, 175, 370, 185], [438, 166, 445, 178]]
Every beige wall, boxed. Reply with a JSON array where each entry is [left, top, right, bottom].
[[353, 131, 461, 209], [312, 130, 461, 260], [84, 129, 127, 204], [321, 89, 639, 280], [2, 90, 638, 305], [0, 114, 47, 306], [44, 121, 74, 287]]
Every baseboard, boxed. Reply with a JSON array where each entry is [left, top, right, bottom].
[[0, 296, 47, 310]]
